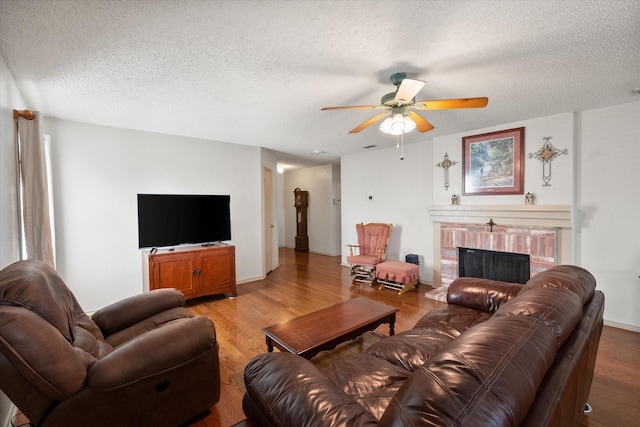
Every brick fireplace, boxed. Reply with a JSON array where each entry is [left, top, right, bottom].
[[427, 205, 572, 301]]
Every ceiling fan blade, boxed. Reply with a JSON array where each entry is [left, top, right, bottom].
[[406, 111, 435, 132], [394, 78, 425, 104], [413, 97, 489, 110], [321, 105, 385, 111], [348, 112, 389, 133]]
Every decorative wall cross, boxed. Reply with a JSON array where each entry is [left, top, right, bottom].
[[436, 152, 458, 190], [528, 136, 567, 187]]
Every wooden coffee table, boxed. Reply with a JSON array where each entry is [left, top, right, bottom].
[[262, 297, 398, 360]]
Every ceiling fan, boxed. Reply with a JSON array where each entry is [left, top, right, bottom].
[[321, 72, 488, 135]]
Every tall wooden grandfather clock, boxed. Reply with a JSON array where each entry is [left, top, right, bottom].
[[293, 187, 309, 252]]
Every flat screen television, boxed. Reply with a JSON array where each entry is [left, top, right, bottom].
[[137, 194, 231, 248]]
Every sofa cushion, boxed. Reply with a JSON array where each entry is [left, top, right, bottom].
[[522, 265, 595, 305], [494, 287, 583, 347], [379, 315, 558, 427], [322, 353, 410, 420], [245, 353, 379, 426], [447, 277, 523, 312], [366, 329, 453, 372], [412, 304, 492, 338]]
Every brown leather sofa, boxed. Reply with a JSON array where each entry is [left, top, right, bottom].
[[243, 265, 604, 427], [0, 260, 220, 427]]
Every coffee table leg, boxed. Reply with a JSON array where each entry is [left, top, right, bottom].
[[266, 336, 274, 353], [389, 313, 396, 336]]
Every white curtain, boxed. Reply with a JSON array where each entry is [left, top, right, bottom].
[[15, 111, 55, 266]]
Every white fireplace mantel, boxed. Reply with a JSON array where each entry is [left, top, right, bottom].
[[428, 205, 572, 228]]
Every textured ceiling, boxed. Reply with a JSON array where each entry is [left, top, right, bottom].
[[1, 0, 639, 169]]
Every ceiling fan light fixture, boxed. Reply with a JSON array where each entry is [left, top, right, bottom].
[[403, 115, 416, 132], [390, 113, 406, 132], [379, 116, 395, 135], [379, 113, 416, 135]]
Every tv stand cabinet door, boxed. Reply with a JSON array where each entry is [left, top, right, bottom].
[[198, 247, 236, 296], [150, 252, 197, 297]]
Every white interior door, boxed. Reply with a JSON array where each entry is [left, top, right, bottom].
[[263, 167, 274, 275]]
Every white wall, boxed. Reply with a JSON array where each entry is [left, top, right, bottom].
[[45, 118, 264, 312], [578, 101, 640, 329], [432, 112, 575, 206], [341, 142, 434, 281], [283, 164, 341, 256], [340, 103, 640, 330], [0, 50, 27, 427]]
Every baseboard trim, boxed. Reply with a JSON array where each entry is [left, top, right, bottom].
[[236, 275, 266, 284], [604, 319, 640, 333]]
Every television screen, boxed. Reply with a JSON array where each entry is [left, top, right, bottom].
[[137, 194, 231, 248]]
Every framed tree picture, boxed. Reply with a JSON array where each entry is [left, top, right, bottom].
[[462, 127, 525, 195]]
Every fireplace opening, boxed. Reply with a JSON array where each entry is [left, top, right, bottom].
[[458, 247, 530, 284]]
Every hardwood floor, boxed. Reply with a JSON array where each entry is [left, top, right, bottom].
[[183, 248, 640, 427], [581, 325, 640, 427]]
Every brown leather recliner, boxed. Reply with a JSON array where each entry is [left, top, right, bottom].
[[0, 259, 220, 427]]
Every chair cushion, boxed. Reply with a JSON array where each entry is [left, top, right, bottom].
[[346, 254, 381, 267], [73, 315, 112, 361], [0, 260, 76, 342], [357, 223, 391, 257]]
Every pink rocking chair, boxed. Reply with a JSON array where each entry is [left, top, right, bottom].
[[346, 222, 393, 285]]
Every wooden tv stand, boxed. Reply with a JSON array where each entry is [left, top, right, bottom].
[[143, 244, 236, 299]]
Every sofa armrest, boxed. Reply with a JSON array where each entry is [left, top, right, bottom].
[[87, 316, 215, 391], [447, 277, 523, 312], [91, 288, 186, 336], [244, 353, 378, 426]]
